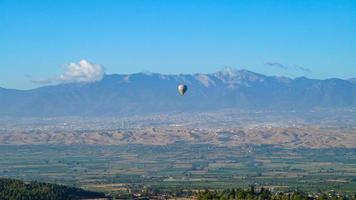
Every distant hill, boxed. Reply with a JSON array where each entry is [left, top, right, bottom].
[[0, 178, 108, 200], [0, 69, 356, 117]]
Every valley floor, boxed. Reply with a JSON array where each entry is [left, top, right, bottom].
[[1, 144, 356, 197]]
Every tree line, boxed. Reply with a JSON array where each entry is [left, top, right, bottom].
[[0, 178, 107, 200], [197, 186, 356, 200]]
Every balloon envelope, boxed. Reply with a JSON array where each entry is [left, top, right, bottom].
[[178, 84, 187, 95]]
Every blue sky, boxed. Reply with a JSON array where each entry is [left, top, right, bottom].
[[0, 0, 355, 89]]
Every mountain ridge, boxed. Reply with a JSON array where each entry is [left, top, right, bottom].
[[0, 69, 355, 117]]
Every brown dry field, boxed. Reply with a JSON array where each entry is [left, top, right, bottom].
[[1, 126, 356, 148]]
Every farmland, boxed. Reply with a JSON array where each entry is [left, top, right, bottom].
[[1, 144, 356, 196]]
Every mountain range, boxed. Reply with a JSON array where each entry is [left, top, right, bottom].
[[0, 69, 355, 117]]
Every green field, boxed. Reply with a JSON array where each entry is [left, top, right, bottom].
[[1, 144, 356, 195]]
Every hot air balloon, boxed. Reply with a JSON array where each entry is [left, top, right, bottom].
[[178, 84, 187, 95]]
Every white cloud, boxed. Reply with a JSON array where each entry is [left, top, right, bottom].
[[265, 61, 311, 73], [58, 59, 104, 83]]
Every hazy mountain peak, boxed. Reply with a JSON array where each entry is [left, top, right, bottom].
[[214, 68, 264, 78], [273, 76, 292, 83], [213, 68, 266, 88], [217, 67, 240, 77], [349, 78, 356, 84], [194, 74, 215, 87]]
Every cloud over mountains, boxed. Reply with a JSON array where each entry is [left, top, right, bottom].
[[29, 60, 105, 85], [265, 62, 311, 73], [58, 60, 105, 83]]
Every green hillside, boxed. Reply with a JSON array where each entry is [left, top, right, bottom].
[[0, 178, 108, 200]]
